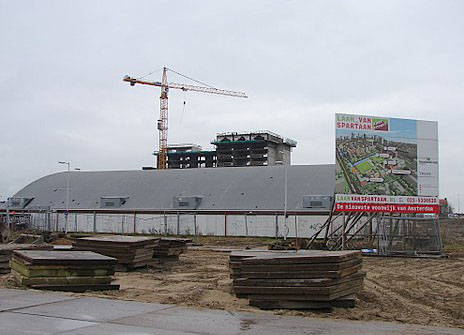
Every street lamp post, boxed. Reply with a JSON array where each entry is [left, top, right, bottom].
[[58, 161, 70, 233], [278, 150, 289, 240], [284, 163, 288, 240]]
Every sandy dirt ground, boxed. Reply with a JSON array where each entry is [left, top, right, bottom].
[[1, 222, 464, 329]]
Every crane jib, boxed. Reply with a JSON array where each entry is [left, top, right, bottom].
[[122, 71, 247, 169]]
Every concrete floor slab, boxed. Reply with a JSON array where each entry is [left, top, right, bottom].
[[239, 319, 464, 335], [113, 306, 464, 335], [59, 322, 199, 335], [13, 296, 172, 322], [113, 307, 244, 335], [232, 311, 464, 335], [0, 311, 96, 335], [0, 288, 76, 312]]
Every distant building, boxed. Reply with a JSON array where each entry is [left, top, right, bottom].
[[163, 143, 216, 169], [156, 131, 297, 169], [213, 131, 296, 167]]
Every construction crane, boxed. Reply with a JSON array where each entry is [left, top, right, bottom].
[[123, 67, 247, 169]]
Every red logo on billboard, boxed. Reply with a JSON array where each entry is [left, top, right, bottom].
[[373, 118, 389, 131]]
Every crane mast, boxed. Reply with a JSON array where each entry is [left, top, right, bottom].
[[123, 67, 247, 169], [159, 68, 169, 170]]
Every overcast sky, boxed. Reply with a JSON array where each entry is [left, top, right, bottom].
[[1, 0, 463, 210]]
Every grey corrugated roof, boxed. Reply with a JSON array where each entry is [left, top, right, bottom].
[[11, 165, 335, 212]]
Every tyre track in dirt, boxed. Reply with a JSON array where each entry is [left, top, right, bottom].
[[360, 257, 464, 328]]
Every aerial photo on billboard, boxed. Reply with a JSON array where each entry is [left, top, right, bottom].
[[335, 113, 439, 213]]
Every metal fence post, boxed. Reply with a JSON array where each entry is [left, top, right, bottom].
[[93, 211, 97, 233], [194, 213, 197, 236], [295, 215, 300, 248], [177, 212, 180, 235], [47, 211, 51, 232], [164, 212, 168, 235], [75, 213, 78, 232], [224, 212, 227, 237], [133, 212, 137, 234], [275, 213, 279, 238]]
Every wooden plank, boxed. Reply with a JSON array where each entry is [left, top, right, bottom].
[[13, 250, 117, 266], [10, 257, 115, 271], [230, 264, 363, 279], [233, 271, 366, 287], [11, 270, 112, 286], [29, 284, 120, 292], [75, 235, 158, 245], [233, 279, 364, 296], [249, 295, 356, 310], [237, 284, 363, 301], [240, 251, 361, 265], [249, 300, 332, 310], [10, 259, 114, 278], [232, 258, 362, 272]]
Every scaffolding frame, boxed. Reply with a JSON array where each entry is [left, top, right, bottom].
[[308, 201, 443, 256]]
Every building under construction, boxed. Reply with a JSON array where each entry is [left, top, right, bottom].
[[158, 130, 297, 169], [163, 144, 216, 169]]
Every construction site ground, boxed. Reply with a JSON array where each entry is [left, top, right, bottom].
[[1, 219, 463, 330]]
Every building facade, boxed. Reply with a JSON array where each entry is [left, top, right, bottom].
[[213, 131, 296, 167], [157, 131, 297, 169]]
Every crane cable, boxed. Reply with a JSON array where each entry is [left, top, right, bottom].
[[136, 67, 164, 80], [165, 67, 216, 89], [180, 90, 187, 124], [136, 67, 216, 89]]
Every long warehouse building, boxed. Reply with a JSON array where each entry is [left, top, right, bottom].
[[1, 165, 335, 237], [4, 165, 334, 213]]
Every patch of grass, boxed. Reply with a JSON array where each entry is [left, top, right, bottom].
[[356, 160, 373, 173]]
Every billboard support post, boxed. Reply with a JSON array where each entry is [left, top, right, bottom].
[[341, 212, 346, 250]]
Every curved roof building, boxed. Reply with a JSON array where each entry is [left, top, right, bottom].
[[6, 165, 335, 214]]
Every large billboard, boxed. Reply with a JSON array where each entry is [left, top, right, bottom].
[[335, 113, 439, 213]]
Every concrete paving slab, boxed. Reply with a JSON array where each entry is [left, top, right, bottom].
[[0, 311, 97, 335], [113, 307, 243, 335], [0, 289, 463, 335], [13, 296, 172, 322], [0, 288, 76, 312], [231, 311, 464, 335], [59, 322, 199, 335], [115, 306, 464, 335]]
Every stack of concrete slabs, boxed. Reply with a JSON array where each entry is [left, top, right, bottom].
[[153, 238, 191, 259], [11, 250, 119, 292], [0, 244, 51, 275], [73, 235, 158, 270], [230, 250, 365, 310]]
